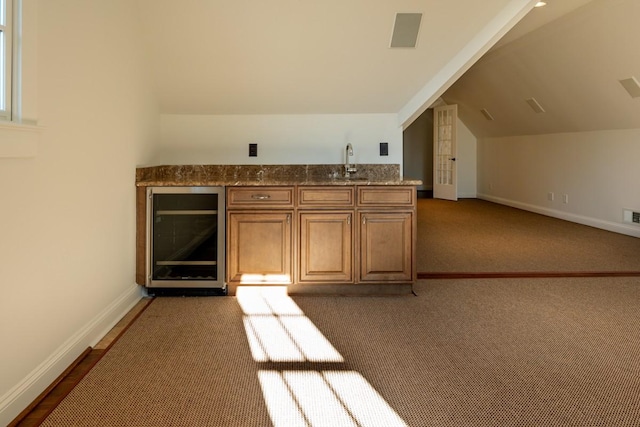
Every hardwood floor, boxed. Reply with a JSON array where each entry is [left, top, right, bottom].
[[9, 298, 153, 427]]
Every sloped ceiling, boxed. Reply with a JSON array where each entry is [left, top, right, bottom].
[[441, 0, 640, 138], [134, 0, 534, 118]]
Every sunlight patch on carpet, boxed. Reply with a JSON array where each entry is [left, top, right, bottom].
[[238, 286, 343, 363], [238, 286, 407, 426], [258, 370, 407, 427]]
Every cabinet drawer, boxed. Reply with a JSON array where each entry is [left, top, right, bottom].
[[298, 186, 355, 207], [227, 187, 295, 208], [357, 186, 416, 207]]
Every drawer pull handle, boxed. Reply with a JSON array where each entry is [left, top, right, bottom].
[[251, 194, 271, 200]]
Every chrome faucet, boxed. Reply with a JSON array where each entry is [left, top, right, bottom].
[[344, 143, 357, 177]]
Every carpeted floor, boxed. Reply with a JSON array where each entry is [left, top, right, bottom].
[[417, 199, 640, 273], [40, 199, 640, 426], [41, 277, 640, 426]]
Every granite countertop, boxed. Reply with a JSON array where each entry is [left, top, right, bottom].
[[136, 164, 422, 187]]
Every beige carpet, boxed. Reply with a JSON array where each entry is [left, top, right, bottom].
[[42, 277, 640, 426], [417, 199, 640, 273]]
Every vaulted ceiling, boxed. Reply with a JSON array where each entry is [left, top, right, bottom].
[[134, 0, 638, 137], [442, 0, 640, 137], [134, 0, 536, 121]]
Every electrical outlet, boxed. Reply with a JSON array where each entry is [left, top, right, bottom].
[[563, 194, 569, 204], [623, 209, 640, 225], [380, 142, 389, 156], [249, 143, 258, 157], [547, 192, 554, 201]]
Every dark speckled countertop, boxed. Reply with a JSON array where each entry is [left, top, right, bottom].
[[136, 164, 422, 186]]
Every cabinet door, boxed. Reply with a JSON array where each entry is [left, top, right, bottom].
[[359, 211, 413, 282], [227, 211, 293, 284], [299, 212, 353, 283]]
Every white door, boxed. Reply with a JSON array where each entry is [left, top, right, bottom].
[[433, 104, 458, 201]]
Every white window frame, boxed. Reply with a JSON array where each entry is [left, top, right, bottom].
[[0, 0, 20, 122], [0, 0, 36, 159]]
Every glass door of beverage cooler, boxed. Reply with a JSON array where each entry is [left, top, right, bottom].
[[147, 187, 225, 289]]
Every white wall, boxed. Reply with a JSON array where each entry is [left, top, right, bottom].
[[477, 129, 640, 237], [0, 1, 158, 424], [152, 114, 403, 170]]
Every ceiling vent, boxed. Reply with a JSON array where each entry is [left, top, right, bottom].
[[619, 77, 640, 98], [390, 13, 422, 48], [526, 97, 546, 113], [480, 108, 495, 121]]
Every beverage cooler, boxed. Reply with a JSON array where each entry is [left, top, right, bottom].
[[146, 187, 225, 294]]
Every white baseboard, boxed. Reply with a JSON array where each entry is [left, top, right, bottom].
[[458, 192, 478, 199], [0, 285, 144, 426], [477, 193, 640, 238]]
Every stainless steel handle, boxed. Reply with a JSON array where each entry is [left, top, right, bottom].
[[347, 215, 351, 225], [251, 194, 271, 200], [362, 216, 366, 225], [287, 214, 291, 224]]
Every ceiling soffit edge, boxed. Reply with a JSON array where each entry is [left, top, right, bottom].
[[398, 0, 538, 130]]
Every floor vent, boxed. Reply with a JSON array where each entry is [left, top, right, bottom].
[[623, 209, 640, 225]]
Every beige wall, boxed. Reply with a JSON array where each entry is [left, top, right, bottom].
[[0, 1, 158, 423], [403, 109, 433, 192], [456, 119, 478, 198], [477, 129, 640, 237], [152, 114, 403, 169], [403, 111, 477, 197]]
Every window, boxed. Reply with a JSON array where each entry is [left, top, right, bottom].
[[0, 0, 16, 121], [0, 0, 34, 158]]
